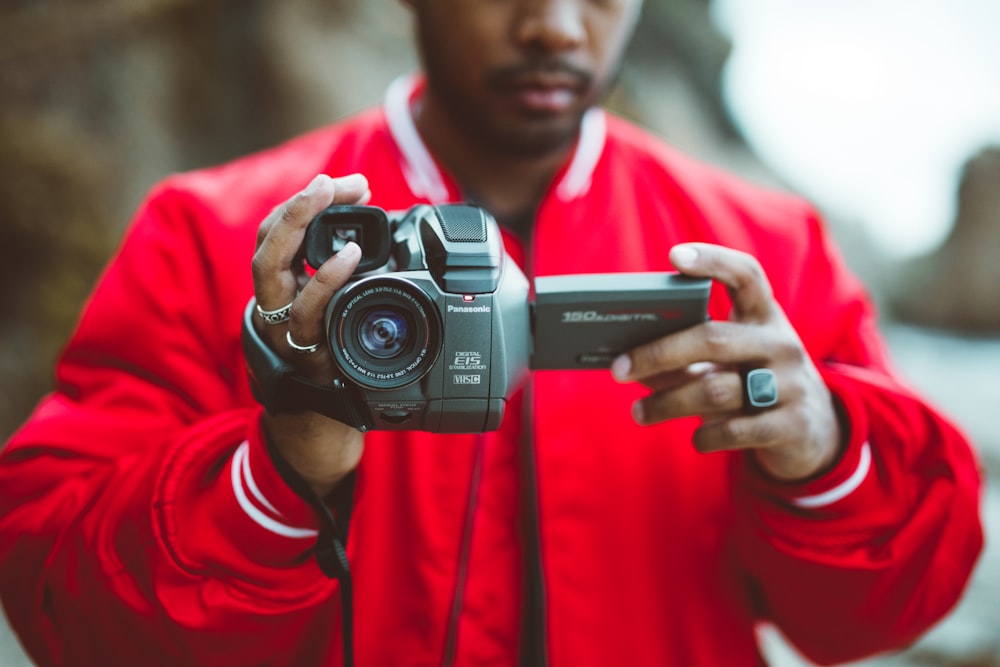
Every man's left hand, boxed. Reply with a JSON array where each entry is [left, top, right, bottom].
[[611, 242, 843, 482]]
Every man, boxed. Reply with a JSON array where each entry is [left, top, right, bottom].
[[0, 1, 983, 666]]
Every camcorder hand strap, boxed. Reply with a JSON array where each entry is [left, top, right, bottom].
[[241, 299, 375, 431]]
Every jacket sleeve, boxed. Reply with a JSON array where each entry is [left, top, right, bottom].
[[0, 182, 344, 667], [733, 206, 984, 665]]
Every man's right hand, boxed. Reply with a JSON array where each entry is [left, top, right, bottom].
[[250, 173, 371, 498]]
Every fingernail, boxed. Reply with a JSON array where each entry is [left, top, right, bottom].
[[671, 245, 698, 269], [686, 361, 714, 375], [338, 173, 367, 187], [631, 401, 645, 424], [611, 354, 631, 381], [337, 241, 361, 260], [304, 174, 328, 196]]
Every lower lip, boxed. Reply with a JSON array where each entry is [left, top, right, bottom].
[[512, 87, 577, 113]]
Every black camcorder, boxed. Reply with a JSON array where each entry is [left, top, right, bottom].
[[243, 204, 710, 433]]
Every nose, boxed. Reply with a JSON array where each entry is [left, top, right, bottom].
[[514, 0, 586, 53]]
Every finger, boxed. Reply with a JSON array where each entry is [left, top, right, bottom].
[[691, 408, 795, 454], [669, 243, 774, 323], [614, 320, 774, 383], [633, 361, 719, 393], [256, 174, 329, 265], [258, 173, 369, 269], [633, 367, 743, 424], [253, 173, 369, 310], [286, 242, 363, 355]]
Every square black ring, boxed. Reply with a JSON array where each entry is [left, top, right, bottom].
[[744, 367, 778, 411]]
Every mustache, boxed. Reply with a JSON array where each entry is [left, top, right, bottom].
[[486, 60, 593, 90]]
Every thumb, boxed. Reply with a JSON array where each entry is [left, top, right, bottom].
[[670, 243, 774, 323]]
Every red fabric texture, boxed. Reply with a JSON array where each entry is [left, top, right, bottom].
[[0, 100, 982, 666]]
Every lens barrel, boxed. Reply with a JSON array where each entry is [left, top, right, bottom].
[[329, 277, 440, 389]]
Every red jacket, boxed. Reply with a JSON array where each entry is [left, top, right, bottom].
[[0, 76, 983, 666]]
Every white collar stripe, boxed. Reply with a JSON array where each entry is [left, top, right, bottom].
[[556, 107, 605, 200], [385, 76, 450, 202], [383, 75, 605, 203]]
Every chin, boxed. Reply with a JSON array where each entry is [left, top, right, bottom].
[[486, 114, 585, 158]]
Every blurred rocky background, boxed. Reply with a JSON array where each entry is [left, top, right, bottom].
[[1, 0, 997, 665]]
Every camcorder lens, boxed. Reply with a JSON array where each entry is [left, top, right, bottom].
[[330, 277, 441, 390], [359, 309, 410, 359]]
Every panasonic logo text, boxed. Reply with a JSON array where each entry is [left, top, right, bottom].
[[447, 304, 492, 313]]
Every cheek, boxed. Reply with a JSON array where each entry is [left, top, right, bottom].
[[423, 9, 505, 73], [588, 21, 636, 82]]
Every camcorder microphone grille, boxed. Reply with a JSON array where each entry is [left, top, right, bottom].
[[436, 206, 488, 243]]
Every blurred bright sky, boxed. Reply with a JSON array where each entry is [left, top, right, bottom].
[[710, 0, 1000, 258]]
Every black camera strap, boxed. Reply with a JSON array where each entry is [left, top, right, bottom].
[[240, 299, 374, 431], [519, 384, 549, 667], [243, 295, 361, 665], [262, 426, 357, 667]]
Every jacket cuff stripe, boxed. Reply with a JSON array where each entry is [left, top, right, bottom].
[[231, 441, 318, 539], [239, 439, 281, 516], [791, 441, 872, 509]]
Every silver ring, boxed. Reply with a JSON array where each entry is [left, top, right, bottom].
[[743, 367, 778, 412], [286, 330, 321, 354], [256, 301, 293, 325]]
